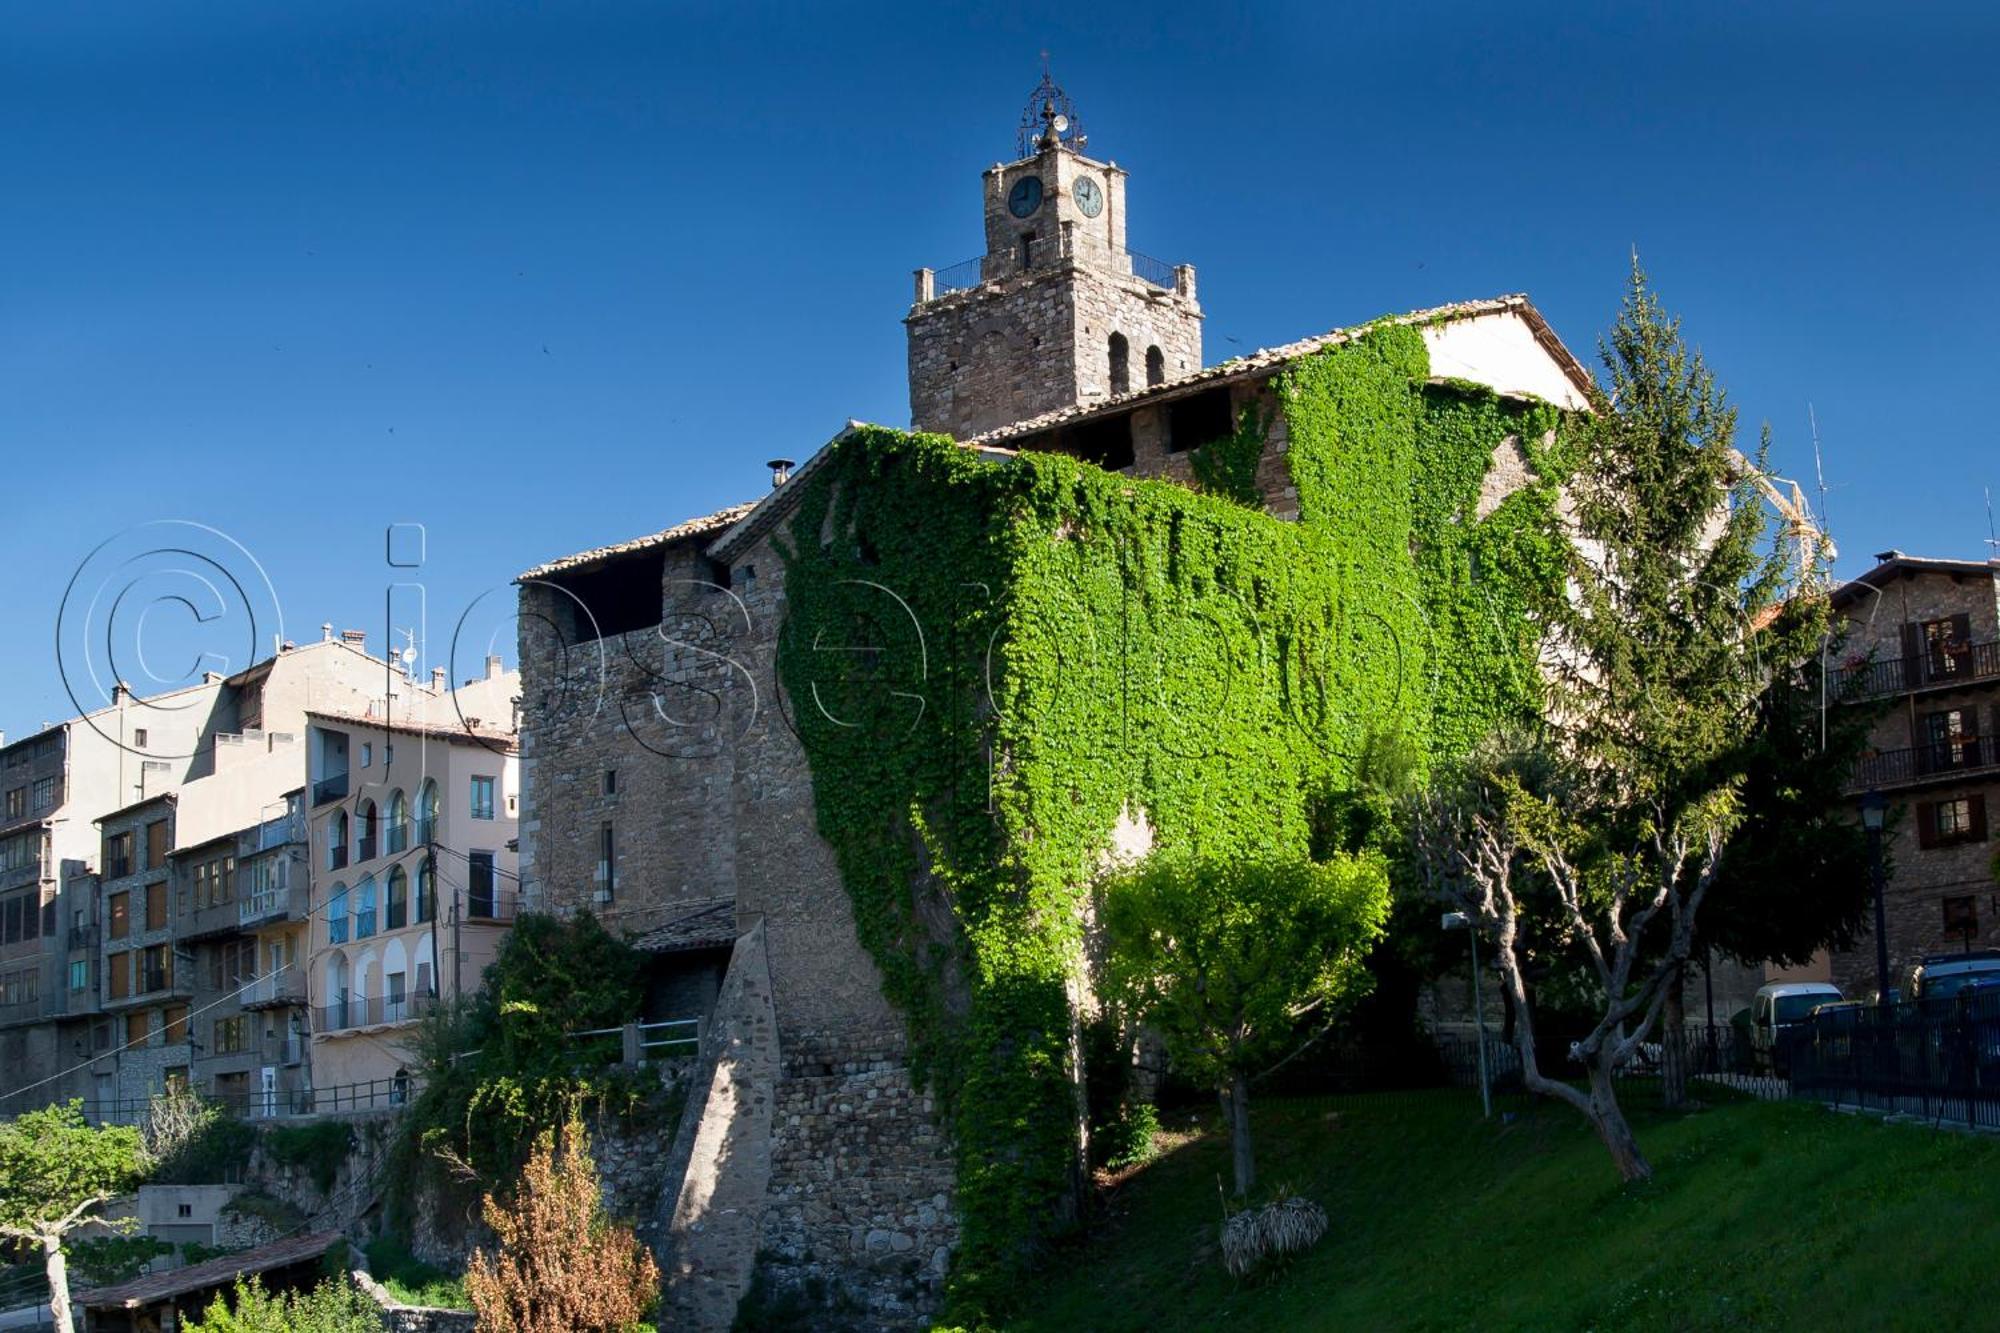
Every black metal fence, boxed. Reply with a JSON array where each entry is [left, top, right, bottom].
[[1789, 992, 2000, 1129], [1430, 1025, 1792, 1109]]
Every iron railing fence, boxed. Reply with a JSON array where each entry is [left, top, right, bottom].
[[0, 1075, 415, 1126], [1830, 640, 2000, 700], [1849, 736, 2000, 791], [918, 247, 1183, 303], [1431, 1025, 1790, 1110], [1125, 248, 1178, 290], [315, 992, 438, 1033], [1790, 991, 2000, 1130]]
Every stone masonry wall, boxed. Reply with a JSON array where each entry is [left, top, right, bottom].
[[518, 519, 960, 1329], [757, 1031, 959, 1328]]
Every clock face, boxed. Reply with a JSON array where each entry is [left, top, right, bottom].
[[1072, 176, 1104, 218], [1007, 175, 1044, 218]]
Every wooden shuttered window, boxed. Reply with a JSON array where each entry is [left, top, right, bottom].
[[1918, 794, 1989, 849]]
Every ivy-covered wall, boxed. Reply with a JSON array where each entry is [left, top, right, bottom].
[[774, 324, 1572, 1315]]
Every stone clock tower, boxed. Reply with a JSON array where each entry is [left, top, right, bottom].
[[906, 83, 1203, 440]]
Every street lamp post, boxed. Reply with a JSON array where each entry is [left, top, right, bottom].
[[1860, 788, 1891, 1005], [1442, 911, 1491, 1118]]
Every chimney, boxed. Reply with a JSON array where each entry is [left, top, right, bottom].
[[431, 667, 447, 691], [485, 655, 503, 681], [112, 681, 131, 704], [766, 457, 795, 488], [340, 629, 367, 647], [280, 640, 296, 653], [322, 622, 335, 643]]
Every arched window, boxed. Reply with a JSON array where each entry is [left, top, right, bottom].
[[386, 865, 408, 931], [326, 884, 349, 945], [326, 811, 348, 872], [356, 801, 378, 862], [416, 857, 435, 924], [325, 951, 349, 1030], [1108, 332, 1130, 396], [354, 875, 378, 939], [416, 780, 439, 846], [1146, 345, 1165, 387], [386, 790, 408, 855]]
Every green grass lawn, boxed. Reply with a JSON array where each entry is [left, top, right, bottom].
[[1015, 1090, 2000, 1331]]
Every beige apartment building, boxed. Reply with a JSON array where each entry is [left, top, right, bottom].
[[303, 663, 520, 1094]]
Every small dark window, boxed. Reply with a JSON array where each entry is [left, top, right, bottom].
[[133, 729, 148, 749], [1146, 345, 1166, 387], [1108, 333, 1130, 396], [468, 852, 496, 919], [603, 770, 617, 797], [1018, 232, 1035, 271], [1166, 388, 1236, 454]]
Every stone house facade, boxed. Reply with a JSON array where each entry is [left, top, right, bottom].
[[515, 89, 1597, 1330], [1827, 553, 2000, 997]]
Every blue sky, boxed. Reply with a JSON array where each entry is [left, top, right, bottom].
[[3, 1, 1996, 736]]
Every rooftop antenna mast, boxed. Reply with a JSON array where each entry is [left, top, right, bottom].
[[1986, 487, 2000, 563]]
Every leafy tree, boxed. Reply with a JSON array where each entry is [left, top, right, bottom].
[[465, 1111, 660, 1332], [0, 1102, 145, 1333], [1411, 262, 1827, 1179], [181, 1275, 379, 1333], [1102, 852, 1390, 1196], [141, 1083, 255, 1185]]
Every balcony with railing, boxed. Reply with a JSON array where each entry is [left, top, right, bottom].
[[316, 991, 436, 1033], [241, 971, 306, 1009], [1848, 736, 2000, 792], [238, 877, 305, 927], [311, 772, 349, 806], [1831, 641, 2000, 701]]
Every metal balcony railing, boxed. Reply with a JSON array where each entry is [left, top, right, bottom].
[[242, 972, 305, 1007], [311, 773, 349, 806], [317, 992, 437, 1033], [1831, 641, 2000, 700], [1849, 737, 2000, 791], [917, 244, 1186, 303]]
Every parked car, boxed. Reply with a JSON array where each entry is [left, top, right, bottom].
[[1908, 950, 2000, 1004], [1749, 981, 1843, 1074]]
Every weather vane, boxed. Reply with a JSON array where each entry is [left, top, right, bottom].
[[1017, 58, 1084, 158]]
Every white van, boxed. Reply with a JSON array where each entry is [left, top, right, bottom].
[[1749, 981, 1842, 1074]]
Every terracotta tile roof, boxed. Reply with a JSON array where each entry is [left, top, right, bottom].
[[304, 709, 517, 749], [518, 503, 759, 581], [630, 896, 738, 953], [963, 293, 1591, 447], [77, 1230, 344, 1310]]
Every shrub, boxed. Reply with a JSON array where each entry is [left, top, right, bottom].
[[263, 1120, 355, 1195], [1100, 1103, 1161, 1171], [63, 1235, 171, 1286], [181, 1275, 379, 1333], [466, 1111, 659, 1332], [363, 1235, 469, 1309]]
